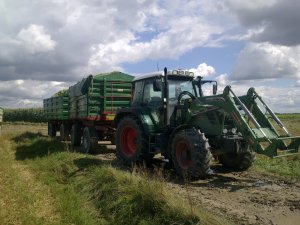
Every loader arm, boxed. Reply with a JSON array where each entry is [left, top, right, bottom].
[[199, 85, 300, 158]]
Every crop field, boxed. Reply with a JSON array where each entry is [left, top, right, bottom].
[[0, 114, 299, 225]]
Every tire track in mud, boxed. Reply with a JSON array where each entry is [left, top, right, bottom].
[[167, 166, 300, 225]]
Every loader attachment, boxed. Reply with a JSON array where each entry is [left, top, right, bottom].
[[229, 87, 300, 158]]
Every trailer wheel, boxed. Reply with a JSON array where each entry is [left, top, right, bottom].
[[60, 124, 70, 141], [48, 122, 56, 137], [219, 151, 256, 171], [82, 127, 98, 154], [171, 128, 212, 179], [71, 124, 81, 147], [116, 117, 152, 166]]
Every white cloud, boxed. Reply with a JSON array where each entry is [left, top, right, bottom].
[[0, 80, 69, 108], [17, 24, 56, 54], [213, 74, 300, 113], [231, 42, 300, 80], [190, 63, 216, 77], [88, 15, 222, 71], [1, 0, 224, 81]]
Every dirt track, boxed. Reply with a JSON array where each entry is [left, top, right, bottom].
[[168, 165, 300, 225], [95, 143, 300, 225]]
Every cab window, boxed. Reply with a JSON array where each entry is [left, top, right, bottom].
[[132, 81, 143, 106], [143, 79, 162, 106]]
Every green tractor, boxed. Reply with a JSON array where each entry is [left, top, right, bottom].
[[114, 68, 300, 178]]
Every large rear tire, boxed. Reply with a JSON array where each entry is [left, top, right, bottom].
[[71, 124, 81, 147], [82, 127, 98, 154], [116, 117, 151, 166], [219, 150, 256, 171], [171, 128, 212, 179]]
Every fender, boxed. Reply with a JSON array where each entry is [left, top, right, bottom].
[[114, 107, 153, 136]]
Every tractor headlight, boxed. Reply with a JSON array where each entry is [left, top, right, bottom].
[[231, 128, 237, 134], [223, 128, 228, 134]]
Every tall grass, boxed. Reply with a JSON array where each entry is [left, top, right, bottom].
[[253, 113, 300, 180], [253, 155, 300, 180], [0, 126, 227, 225]]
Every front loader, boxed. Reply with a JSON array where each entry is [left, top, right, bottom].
[[114, 68, 300, 178]]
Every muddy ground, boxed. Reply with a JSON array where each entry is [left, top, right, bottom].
[[95, 142, 300, 225]]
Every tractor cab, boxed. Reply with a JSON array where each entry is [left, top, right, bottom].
[[130, 69, 199, 130]]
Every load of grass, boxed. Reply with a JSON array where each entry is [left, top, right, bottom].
[[5, 129, 226, 225]]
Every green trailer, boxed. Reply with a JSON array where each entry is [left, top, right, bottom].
[[43, 93, 69, 120], [44, 71, 134, 152], [68, 72, 133, 120]]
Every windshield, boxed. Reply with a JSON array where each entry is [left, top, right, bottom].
[[168, 78, 196, 101]]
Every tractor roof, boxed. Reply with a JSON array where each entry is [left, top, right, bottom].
[[133, 69, 194, 82]]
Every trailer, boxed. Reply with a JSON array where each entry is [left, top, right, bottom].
[[43, 71, 134, 153]]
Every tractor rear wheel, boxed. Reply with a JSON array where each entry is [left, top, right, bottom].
[[116, 117, 151, 166], [82, 127, 98, 154], [171, 128, 212, 179], [219, 150, 256, 171], [71, 124, 81, 147]]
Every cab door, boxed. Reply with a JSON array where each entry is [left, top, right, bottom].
[[142, 78, 164, 130]]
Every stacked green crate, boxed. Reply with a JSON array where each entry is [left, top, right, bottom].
[[69, 72, 133, 119], [43, 93, 69, 120]]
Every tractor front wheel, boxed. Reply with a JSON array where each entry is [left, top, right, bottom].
[[171, 128, 212, 179], [116, 117, 151, 166]]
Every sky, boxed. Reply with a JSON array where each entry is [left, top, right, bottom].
[[0, 0, 299, 112]]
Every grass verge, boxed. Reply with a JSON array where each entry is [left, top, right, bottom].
[[252, 114, 300, 180], [253, 154, 300, 180], [1, 128, 227, 225]]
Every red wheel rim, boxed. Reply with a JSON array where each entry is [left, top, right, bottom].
[[121, 126, 137, 157], [176, 140, 192, 169]]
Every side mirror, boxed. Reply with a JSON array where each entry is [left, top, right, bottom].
[[153, 79, 162, 92], [213, 84, 217, 95]]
